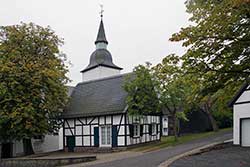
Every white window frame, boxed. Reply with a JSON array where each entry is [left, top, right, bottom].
[[133, 124, 140, 137], [100, 125, 112, 147]]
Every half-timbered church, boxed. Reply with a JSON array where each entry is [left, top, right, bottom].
[[61, 16, 161, 151]]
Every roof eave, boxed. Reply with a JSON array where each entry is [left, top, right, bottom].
[[80, 64, 123, 73], [228, 82, 249, 108], [61, 110, 126, 119]]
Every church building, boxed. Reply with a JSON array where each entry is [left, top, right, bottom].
[[61, 16, 161, 151]]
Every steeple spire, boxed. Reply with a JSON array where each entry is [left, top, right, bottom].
[[80, 7, 123, 79], [95, 19, 108, 45], [95, 5, 108, 47]]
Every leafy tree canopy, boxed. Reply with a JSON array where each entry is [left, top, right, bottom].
[[154, 54, 189, 113], [170, 0, 250, 95], [154, 54, 191, 139], [123, 63, 160, 116], [0, 23, 69, 142]]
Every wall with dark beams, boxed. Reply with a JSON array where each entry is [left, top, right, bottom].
[[63, 114, 161, 148]]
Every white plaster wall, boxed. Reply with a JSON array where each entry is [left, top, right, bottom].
[[40, 135, 60, 152], [82, 66, 121, 82], [59, 128, 63, 150], [3, 133, 61, 157], [234, 103, 250, 145]]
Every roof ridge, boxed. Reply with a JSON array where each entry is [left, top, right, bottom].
[[228, 81, 250, 107]]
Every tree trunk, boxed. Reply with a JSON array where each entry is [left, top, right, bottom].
[[202, 101, 219, 132], [23, 138, 34, 155], [207, 112, 219, 132], [177, 119, 180, 137], [173, 115, 178, 141]]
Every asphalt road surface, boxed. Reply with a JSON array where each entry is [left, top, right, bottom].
[[86, 130, 232, 167]]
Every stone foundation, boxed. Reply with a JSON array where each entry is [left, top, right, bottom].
[[64, 146, 127, 153], [0, 155, 96, 167]]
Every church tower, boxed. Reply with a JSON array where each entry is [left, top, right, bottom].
[[80, 16, 122, 82]]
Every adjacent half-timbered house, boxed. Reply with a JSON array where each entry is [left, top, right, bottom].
[[61, 16, 161, 151]]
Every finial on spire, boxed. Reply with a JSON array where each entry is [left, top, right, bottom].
[[99, 4, 104, 18]]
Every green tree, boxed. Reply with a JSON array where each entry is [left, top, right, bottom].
[[185, 74, 220, 131], [169, 0, 250, 130], [170, 0, 250, 92], [123, 63, 160, 116], [154, 54, 189, 141], [0, 23, 69, 155]]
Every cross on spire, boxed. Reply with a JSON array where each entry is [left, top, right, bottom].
[[99, 4, 104, 18]]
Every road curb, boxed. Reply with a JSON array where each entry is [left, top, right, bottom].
[[158, 139, 233, 167]]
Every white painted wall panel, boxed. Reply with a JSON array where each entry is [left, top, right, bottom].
[[65, 129, 72, 136], [118, 136, 125, 145], [79, 118, 86, 124], [113, 115, 122, 124], [234, 103, 250, 145], [75, 119, 82, 125], [84, 137, 90, 146], [68, 120, 74, 127], [99, 117, 105, 125], [76, 137, 82, 146], [76, 126, 82, 135], [83, 126, 90, 135], [91, 117, 98, 124], [106, 116, 111, 124], [118, 126, 125, 135]]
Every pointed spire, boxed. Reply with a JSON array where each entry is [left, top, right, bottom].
[[95, 18, 108, 45]]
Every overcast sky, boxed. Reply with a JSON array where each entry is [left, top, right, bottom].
[[1, 0, 190, 86]]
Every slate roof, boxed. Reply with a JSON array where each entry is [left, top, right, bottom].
[[62, 74, 132, 118]]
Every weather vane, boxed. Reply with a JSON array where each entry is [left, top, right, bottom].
[[99, 4, 104, 18]]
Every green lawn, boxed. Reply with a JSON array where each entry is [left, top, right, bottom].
[[130, 128, 232, 152]]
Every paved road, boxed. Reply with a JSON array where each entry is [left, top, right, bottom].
[[170, 142, 250, 167], [85, 130, 232, 167]]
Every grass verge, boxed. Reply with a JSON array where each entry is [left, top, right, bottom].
[[130, 128, 232, 152]]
